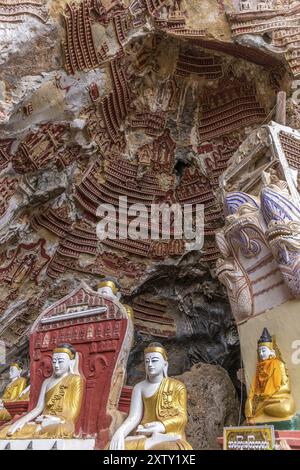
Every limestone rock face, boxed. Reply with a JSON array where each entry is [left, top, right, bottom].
[[177, 362, 240, 450]]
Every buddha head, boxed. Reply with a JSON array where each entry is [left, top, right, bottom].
[[9, 362, 22, 380], [97, 277, 121, 300], [258, 328, 276, 361], [52, 343, 76, 378], [144, 342, 168, 379]]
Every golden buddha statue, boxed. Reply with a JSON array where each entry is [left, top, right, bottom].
[[245, 328, 296, 424], [0, 343, 84, 439], [109, 342, 192, 450], [0, 363, 27, 422]]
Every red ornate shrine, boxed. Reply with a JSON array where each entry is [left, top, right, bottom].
[[28, 282, 133, 449]]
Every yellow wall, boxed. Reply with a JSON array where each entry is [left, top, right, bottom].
[[239, 299, 300, 412]]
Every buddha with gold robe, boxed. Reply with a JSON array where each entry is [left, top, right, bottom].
[[0, 343, 84, 439], [0, 363, 27, 422], [109, 342, 192, 450], [245, 328, 296, 424]]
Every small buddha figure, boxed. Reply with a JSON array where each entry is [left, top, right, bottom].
[[245, 328, 296, 424], [0, 363, 27, 422], [0, 343, 84, 439], [123, 305, 134, 322], [109, 342, 192, 450]]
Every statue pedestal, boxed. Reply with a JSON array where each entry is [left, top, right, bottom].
[[27, 282, 133, 449], [0, 438, 95, 450], [217, 430, 300, 450]]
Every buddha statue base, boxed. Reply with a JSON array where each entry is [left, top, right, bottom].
[[0, 438, 95, 450]]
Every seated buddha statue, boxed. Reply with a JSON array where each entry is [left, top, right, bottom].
[[0, 363, 27, 422], [18, 384, 30, 402], [109, 342, 192, 450], [0, 343, 84, 439], [97, 277, 121, 301], [245, 328, 296, 424]]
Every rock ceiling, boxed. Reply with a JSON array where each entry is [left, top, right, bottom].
[[0, 0, 298, 377]]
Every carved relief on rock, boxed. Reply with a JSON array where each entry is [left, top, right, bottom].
[[150, 0, 207, 37], [197, 135, 242, 188], [136, 128, 176, 174], [28, 281, 133, 448], [130, 111, 166, 136], [175, 48, 223, 80], [47, 250, 147, 289], [63, 0, 108, 75], [216, 228, 253, 323], [73, 153, 189, 260], [219, 123, 300, 201], [0, 140, 13, 173], [0, 177, 18, 219]]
